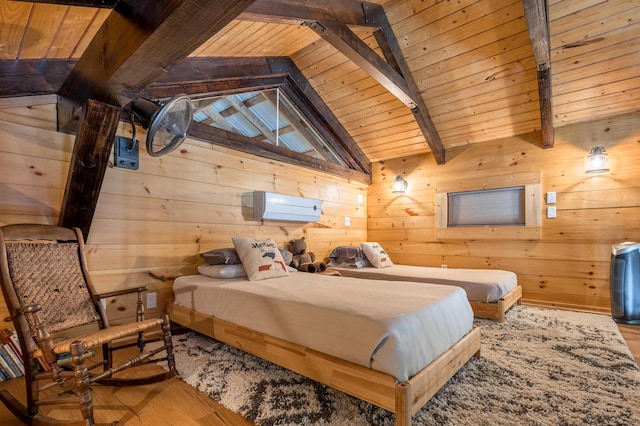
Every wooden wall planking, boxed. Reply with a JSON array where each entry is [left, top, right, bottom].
[[0, 101, 368, 326], [367, 110, 640, 313]]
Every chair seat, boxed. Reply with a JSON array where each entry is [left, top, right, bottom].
[[31, 318, 164, 359]]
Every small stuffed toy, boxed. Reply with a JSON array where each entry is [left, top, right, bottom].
[[287, 236, 326, 273]]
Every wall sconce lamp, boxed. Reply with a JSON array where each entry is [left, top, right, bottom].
[[392, 175, 408, 194], [585, 146, 609, 174]]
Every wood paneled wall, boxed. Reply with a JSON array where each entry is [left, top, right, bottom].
[[368, 111, 640, 313], [0, 98, 367, 326]]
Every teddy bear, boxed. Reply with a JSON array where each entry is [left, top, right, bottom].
[[287, 236, 326, 273]]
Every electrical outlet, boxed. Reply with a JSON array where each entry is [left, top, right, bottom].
[[547, 206, 557, 219], [441, 264, 448, 268], [146, 292, 157, 309]]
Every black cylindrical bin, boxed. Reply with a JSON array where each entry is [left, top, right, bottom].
[[610, 242, 640, 324]]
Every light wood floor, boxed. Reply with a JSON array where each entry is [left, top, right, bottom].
[[1, 323, 639, 426]]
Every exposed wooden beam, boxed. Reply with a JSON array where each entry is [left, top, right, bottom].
[[58, 99, 120, 239], [362, 3, 446, 164], [523, 0, 554, 148], [303, 20, 416, 109], [241, 0, 372, 27], [0, 59, 76, 98], [57, 0, 258, 129], [11, 0, 116, 7], [189, 122, 370, 185]]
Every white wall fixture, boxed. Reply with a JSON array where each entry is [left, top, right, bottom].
[[392, 175, 408, 194], [253, 191, 322, 222], [585, 146, 609, 174]]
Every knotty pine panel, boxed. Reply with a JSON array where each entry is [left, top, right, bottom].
[[368, 111, 640, 312], [0, 100, 367, 325]]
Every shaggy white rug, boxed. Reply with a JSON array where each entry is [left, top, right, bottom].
[[163, 306, 640, 425]]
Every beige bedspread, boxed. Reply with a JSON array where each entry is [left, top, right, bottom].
[[172, 273, 473, 382], [332, 264, 517, 303]]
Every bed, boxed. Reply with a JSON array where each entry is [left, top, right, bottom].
[[328, 244, 522, 322], [167, 272, 481, 426], [332, 265, 521, 322]]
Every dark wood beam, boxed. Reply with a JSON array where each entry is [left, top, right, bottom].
[[523, 0, 554, 148], [57, 0, 258, 129], [363, 3, 446, 164], [189, 122, 370, 184], [11, 0, 116, 7], [58, 99, 120, 239], [0, 59, 76, 98], [303, 20, 416, 109], [241, 0, 371, 27]]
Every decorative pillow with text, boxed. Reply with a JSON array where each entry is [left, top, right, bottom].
[[232, 237, 289, 281], [360, 242, 394, 268]]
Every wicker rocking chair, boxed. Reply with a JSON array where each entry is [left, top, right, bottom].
[[0, 224, 177, 425]]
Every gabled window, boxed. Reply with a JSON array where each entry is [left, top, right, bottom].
[[192, 88, 346, 166], [143, 57, 371, 184]]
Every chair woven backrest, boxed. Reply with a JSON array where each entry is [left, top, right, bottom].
[[5, 241, 100, 334]]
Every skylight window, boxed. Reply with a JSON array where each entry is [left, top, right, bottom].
[[191, 88, 346, 166]]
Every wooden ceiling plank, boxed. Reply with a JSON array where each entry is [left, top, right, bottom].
[[523, 0, 554, 148], [363, 3, 446, 164], [59, 99, 120, 239]]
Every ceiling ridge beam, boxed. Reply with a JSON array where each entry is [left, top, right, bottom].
[[241, 0, 373, 27], [523, 0, 554, 148], [362, 3, 446, 164]]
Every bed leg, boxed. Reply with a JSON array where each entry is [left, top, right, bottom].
[[395, 382, 412, 426], [497, 300, 506, 323]]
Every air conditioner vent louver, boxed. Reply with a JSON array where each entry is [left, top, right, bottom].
[[253, 191, 322, 222]]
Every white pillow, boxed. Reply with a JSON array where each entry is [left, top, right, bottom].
[[232, 237, 290, 281], [360, 242, 394, 268], [198, 264, 247, 279]]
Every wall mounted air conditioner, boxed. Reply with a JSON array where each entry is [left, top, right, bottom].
[[253, 191, 322, 222]]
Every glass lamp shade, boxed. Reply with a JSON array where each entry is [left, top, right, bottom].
[[392, 175, 408, 194], [585, 146, 609, 174]]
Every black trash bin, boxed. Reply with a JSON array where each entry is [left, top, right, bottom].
[[610, 242, 640, 324]]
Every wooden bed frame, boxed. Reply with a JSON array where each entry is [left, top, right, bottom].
[[167, 302, 481, 426], [470, 285, 523, 323]]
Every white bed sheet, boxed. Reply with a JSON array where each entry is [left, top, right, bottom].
[[332, 264, 517, 303], [172, 273, 473, 382]]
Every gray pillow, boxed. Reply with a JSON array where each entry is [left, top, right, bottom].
[[327, 245, 371, 268], [199, 247, 241, 265]]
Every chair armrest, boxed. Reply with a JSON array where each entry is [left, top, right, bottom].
[[15, 303, 42, 316], [95, 286, 148, 300]]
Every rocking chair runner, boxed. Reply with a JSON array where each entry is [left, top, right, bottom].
[[0, 224, 178, 425]]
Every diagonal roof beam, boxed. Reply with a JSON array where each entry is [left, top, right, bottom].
[[523, 0, 554, 148], [57, 0, 258, 130], [362, 3, 446, 164], [303, 20, 416, 109]]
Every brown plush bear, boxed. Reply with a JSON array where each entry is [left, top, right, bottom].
[[287, 236, 326, 273]]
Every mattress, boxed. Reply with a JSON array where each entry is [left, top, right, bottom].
[[332, 264, 517, 303], [172, 273, 473, 382]]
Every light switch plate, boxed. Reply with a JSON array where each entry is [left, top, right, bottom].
[[344, 216, 351, 227], [547, 191, 556, 204], [547, 206, 557, 218]]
